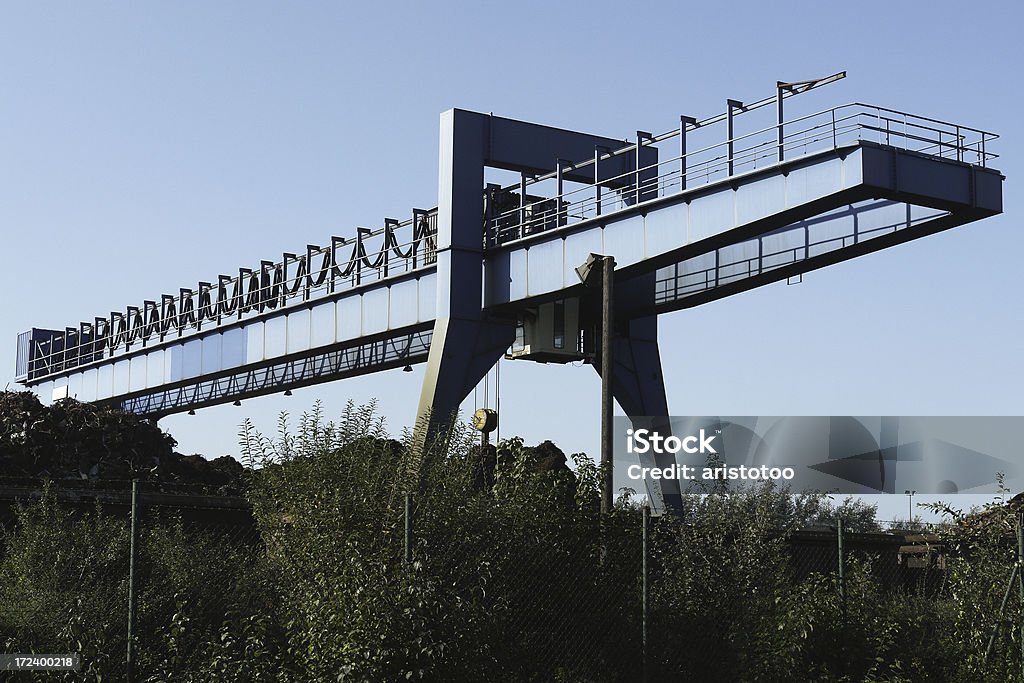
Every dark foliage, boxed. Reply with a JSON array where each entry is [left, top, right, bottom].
[[0, 391, 243, 492]]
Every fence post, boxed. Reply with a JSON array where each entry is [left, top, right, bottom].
[[404, 492, 413, 564], [126, 479, 139, 683], [1018, 513, 1023, 678], [837, 518, 846, 630], [642, 503, 649, 683]]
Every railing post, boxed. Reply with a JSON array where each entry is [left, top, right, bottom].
[[680, 116, 696, 190], [519, 171, 528, 238], [726, 100, 742, 176], [384, 219, 401, 277], [556, 160, 567, 227], [635, 131, 651, 204], [594, 147, 602, 217], [776, 82, 786, 163], [411, 209, 425, 268]]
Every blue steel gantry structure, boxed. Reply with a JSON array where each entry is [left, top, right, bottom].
[[15, 73, 1003, 513]]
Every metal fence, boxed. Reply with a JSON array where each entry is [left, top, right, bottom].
[[2, 484, 1024, 681], [0, 481, 259, 681]]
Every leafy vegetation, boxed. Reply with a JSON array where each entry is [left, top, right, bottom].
[[1, 397, 1023, 681]]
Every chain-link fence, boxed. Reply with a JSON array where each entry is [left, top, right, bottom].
[[0, 480, 262, 681], [3, 481, 1024, 681]]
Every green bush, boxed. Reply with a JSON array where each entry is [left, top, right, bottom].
[[3, 400, 1024, 681]]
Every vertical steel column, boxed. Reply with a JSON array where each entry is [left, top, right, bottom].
[[601, 255, 615, 514], [635, 131, 652, 204], [594, 147, 602, 216], [679, 116, 696, 190], [556, 159, 567, 227], [727, 100, 742, 176], [776, 83, 785, 162], [519, 171, 528, 237]]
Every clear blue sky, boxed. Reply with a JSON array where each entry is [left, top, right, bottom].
[[2, 1, 1021, 519]]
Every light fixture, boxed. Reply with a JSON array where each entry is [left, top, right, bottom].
[[575, 252, 606, 287], [233, 400, 241, 406], [403, 364, 413, 372], [284, 389, 292, 396], [187, 409, 195, 416]]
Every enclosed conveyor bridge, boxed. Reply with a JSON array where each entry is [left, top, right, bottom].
[[15, 73, 1003, 512]]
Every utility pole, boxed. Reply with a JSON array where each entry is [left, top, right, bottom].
[[576, 253, 616, 514], [600, 255, 615, 514]]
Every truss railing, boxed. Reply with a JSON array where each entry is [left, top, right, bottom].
[[20, 209, 439, 383]]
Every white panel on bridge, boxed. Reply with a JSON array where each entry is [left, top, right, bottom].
[[265, 316, 286, 359], [182, 339, 201, 379], [246, 322, 265, 364], [146, 349, 165, 389], [362, 287, 389, 335], [736, 174, 787, 226], [562, 229, 604, 289], [222, 327, 245, 369], [508, 249, 528, 301], [689, 190, 735, 242], [286, 309, 311, 355], [337, 295, 361, 341], [130, 354, 147, 392], [310, 301, 335, 348], [786, 155, 848, 207], [389, 279, 418, 328], [68, 372, 83, 402], [97, 364, 113, 400], [418, 273, 436, 322], [643, 203, 686, 259], [113, 359, 130, 395], [82, 368, 98, 403], [201, 334, 222, 376], [603, 215, 645, 269], [526, 241, 563, 298]]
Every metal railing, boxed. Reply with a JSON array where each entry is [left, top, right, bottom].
[[22, 209, 439, 383], [486, 103, 998, 247]]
